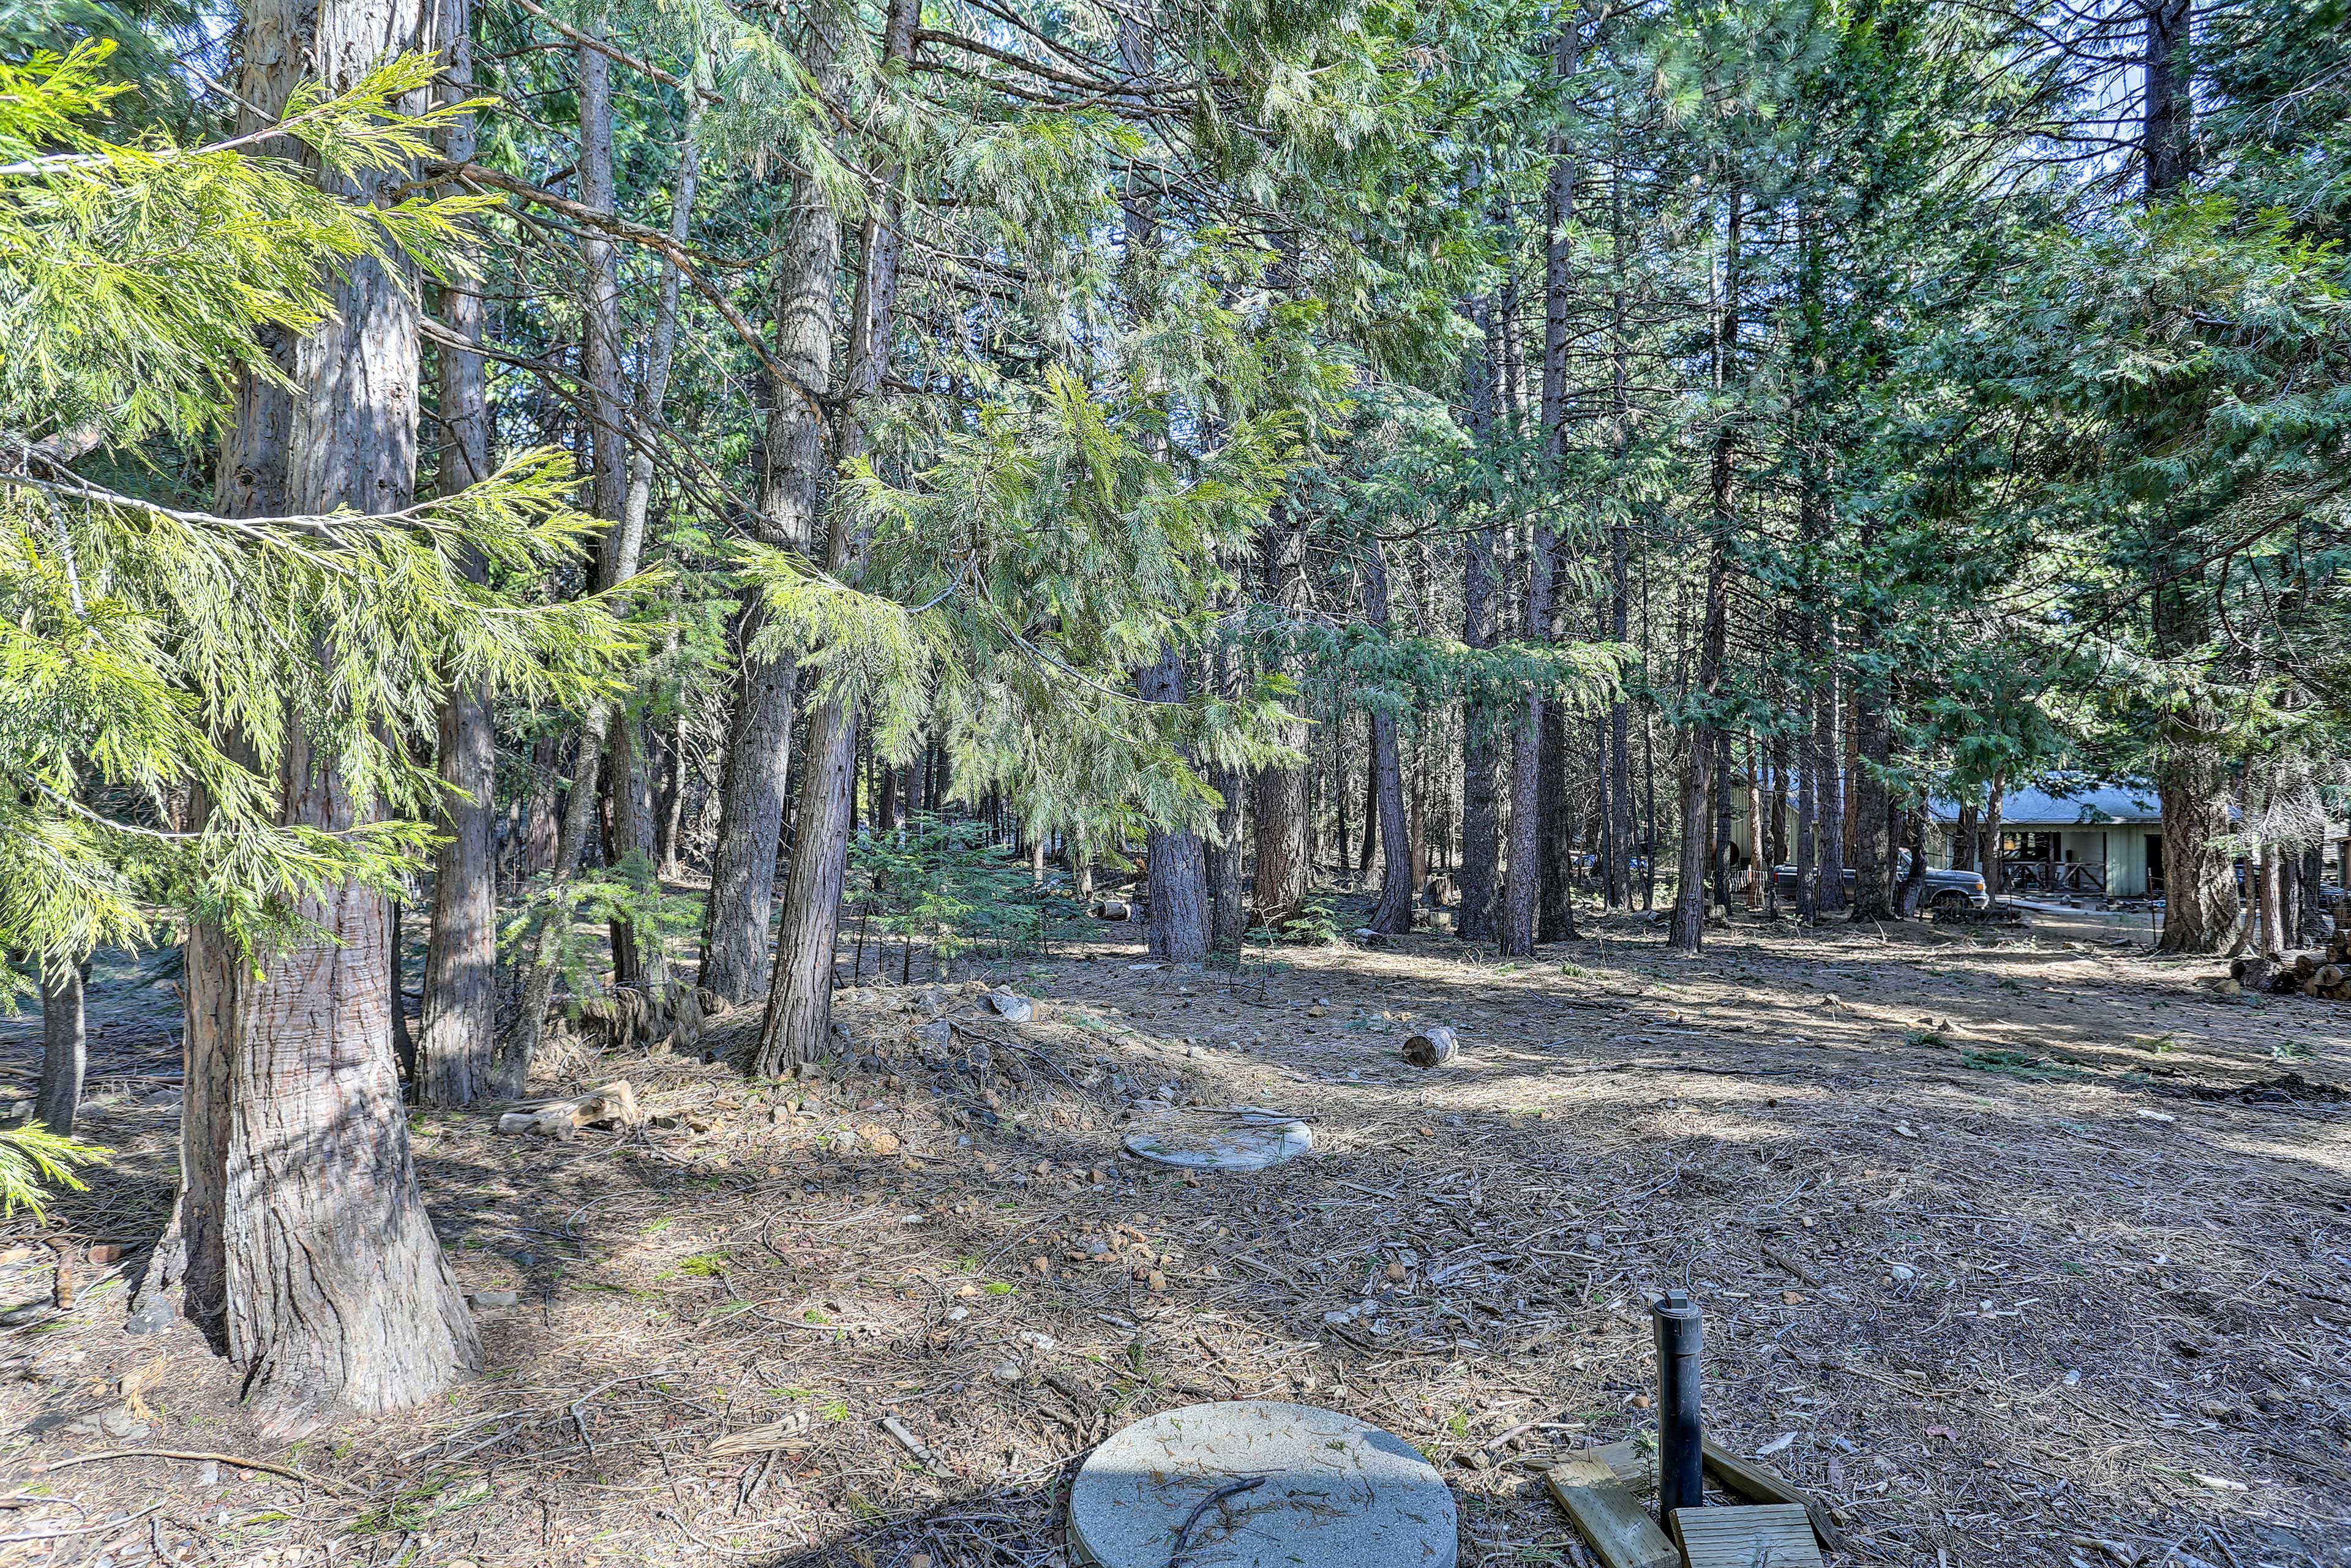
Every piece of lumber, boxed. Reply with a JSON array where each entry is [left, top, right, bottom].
[[1543, 1452, 1678, 1568], [1702, 1439, 1848, 1553], [1672, 1504, 1824, 1568], [1570, 1439, 1653, 1491]]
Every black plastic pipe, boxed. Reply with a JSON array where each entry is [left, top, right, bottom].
[[1653, 1286, 1704, 1518]]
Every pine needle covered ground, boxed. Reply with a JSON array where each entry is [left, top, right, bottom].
[[3, 910, 2347, 1567]]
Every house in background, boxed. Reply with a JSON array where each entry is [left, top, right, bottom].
[[1928, 781, 2164, 898]]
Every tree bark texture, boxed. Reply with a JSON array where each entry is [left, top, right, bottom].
[[1250, 512, 1311, 926], [37, 961, 84, 1135], [1458, 299, 1502, 943], [756, 0, 917, 1071], [1140, 647, 1210, 964], [416, 0, 495, 1103], [184, 0, 481, 1436], [1848, 670, 1895, 921], [699, 24, 846, 1002]]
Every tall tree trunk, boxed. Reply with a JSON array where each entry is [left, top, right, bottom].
[[602, 88, 699, 1010], [1670, 192, 1741, 951], [1507, 76, 1578, 958], [699, 26, 847, 1002], [1895, 803, 1929, 917], [502, 61, 697, 1077], [417, 0, 495, 1103], [1141, 649, 1209, 964], [1363, 546, 1415, 935], [1848, 667, 1895, 920], [1458, 300, 1502, 943], [1207, 648, 1248, 957], [757, 0, 917, 1073], [37, 961, 85, 1135], [1537, 694, 1575, 940], [1981, 777, 2005, 899], [182, 0, 480, 1435], [1251, 512, 1311, 926], [2138, 0, 2235, 951], [1813, 659, 1846, 913]]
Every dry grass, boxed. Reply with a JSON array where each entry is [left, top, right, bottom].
[[2, 906, 2347, 1568]]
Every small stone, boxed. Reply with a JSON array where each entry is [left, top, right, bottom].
[[1146, 1269, 1167, 1292], [1890, 1264, 1916, 1282], [1630, 1394, 1652, 1410], [1780, 1291, 1806, 1306], [991, 1359, 1022, 1384], [1306, 1005, 1327, 1018], [855, 1123, 901, 1155], [1030, 1256, 1051, 1275], [468, 1289, 520, 1309], [1385, 1261, 1408, 1283]]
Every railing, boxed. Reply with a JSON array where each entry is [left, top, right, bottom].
[[2000, 857, 2106, 895]]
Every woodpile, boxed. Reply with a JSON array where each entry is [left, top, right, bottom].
[[2232, 945, 2351, 1000]]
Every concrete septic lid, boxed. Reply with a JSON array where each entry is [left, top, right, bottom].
[[1068, 1401, 1457, 1568], [1122, 1111, 1312, 1172]]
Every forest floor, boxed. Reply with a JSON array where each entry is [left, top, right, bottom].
[[3, 899, 2350, 1568]]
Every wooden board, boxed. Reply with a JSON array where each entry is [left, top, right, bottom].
[[1565, 1439, 1654, 1491], [1542, 1454, 1679, 1568], [1701, 1439, 1849, 1553], [1671, 1504, 1824, 1568]]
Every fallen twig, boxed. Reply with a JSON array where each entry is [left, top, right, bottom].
[[0, 1501, 162, 1546], [47, 1449, 363, 1499], [1166, 1475, 1266, 1568]]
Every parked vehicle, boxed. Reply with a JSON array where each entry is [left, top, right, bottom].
[[1771, 852, 1990, 912]]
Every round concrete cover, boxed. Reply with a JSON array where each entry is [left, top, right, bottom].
[[1069, 1401, 1457, 1567]]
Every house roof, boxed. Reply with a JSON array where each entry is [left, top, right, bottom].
[[1930, 778, 2162, 828]]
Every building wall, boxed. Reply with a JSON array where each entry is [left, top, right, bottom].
[[2108, 827, 2150, 896]]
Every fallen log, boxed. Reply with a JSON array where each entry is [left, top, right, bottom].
[[497, 1080, 642, 1140], [1401, 1026, 1460, 1068]]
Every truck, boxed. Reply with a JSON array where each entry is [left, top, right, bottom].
[[1771, 852, 1990, 912]]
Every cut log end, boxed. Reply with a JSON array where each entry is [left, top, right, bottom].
[[1401, 1026, 1460, 1068]]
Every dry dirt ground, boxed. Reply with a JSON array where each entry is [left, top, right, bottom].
[[4, 903, 2349, 1568]]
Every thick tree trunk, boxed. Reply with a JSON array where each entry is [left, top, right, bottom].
[[37, 961, 84, 1135], [1894, 804, 1929, 917], [417, 0, 495, 1104], [1981, 778, 2005, 898], [1848, 673, 1895, 920], [700, 26, 845, 1001], [1668, 729, 1712, 951], [1251, 513, 1311, 926], [1813, 662, 1846, 913], [700, 631, 799, 999], [181, 0, 479, 1436], [1141, 647, 1209, 965], [1952, 803, 1978, 872], [1537, 697, 1575, 940], [2155, 736, 2238, 950]]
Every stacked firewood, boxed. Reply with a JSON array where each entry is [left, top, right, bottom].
[[2229, 944, 2351, 1000]]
